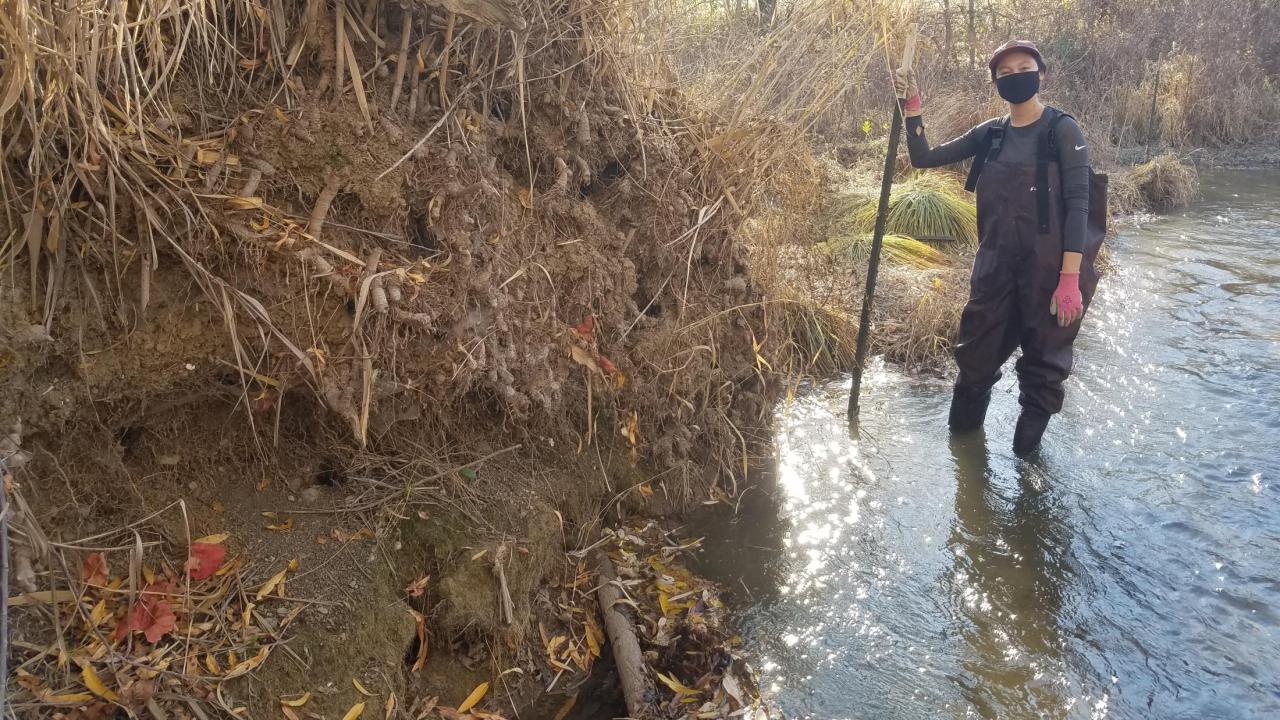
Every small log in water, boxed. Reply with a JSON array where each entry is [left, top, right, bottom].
[[595, 552, 655, 719]]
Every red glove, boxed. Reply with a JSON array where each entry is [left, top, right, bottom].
[[1050, 272, 1083, 326]]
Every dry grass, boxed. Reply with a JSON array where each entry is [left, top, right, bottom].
[[872, 262, 969, 371], [3, 0, 890, 714], [1125, 153, 1200, 212], [837, 174, 977, 246]]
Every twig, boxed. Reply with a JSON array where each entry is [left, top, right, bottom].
[[389, 10, 413, 111], [438, 12, 456, 106], [375, 85, 474, 181], [1, 456, 10, 717]]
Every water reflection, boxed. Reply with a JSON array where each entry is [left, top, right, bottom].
[[695, 170, 1280, 719], [948, 432, 1075, 718]]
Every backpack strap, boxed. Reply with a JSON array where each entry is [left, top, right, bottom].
[[963, 116, 1009, 192], [1036, 107, 1072, 234]]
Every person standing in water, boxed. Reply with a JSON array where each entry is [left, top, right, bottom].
[[894, 41, 1105, 457]]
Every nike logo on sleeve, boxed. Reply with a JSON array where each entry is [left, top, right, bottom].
[[1075, 144, 1087, 150]]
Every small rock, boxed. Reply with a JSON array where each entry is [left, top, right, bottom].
[[300, 487, 321, 504]]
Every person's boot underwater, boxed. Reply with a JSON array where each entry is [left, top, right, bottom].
[[1013, 407, 1052, 457], [948, 386, 993, 433]]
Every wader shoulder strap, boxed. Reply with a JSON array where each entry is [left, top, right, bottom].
[[963, 117, 1009, 192], [1036, 108, 1076, 234]]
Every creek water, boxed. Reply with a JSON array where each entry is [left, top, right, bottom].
[[697, 170, 1280, 719]]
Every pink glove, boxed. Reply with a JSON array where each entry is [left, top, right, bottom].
[[1050, 272, 1083, 327]]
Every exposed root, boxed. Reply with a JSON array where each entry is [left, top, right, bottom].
[[307, 171, 346, 241]]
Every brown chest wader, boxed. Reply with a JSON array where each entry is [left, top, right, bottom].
[[948, 108, 1108, 441]]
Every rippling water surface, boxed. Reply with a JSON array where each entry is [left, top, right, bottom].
[[698, 170, 1280, 719]]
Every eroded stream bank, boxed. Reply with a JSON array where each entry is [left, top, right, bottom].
[[696, 169, 1280, 719]]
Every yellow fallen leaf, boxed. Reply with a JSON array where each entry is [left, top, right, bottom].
[[569, 344, 602, 376], [656, 671, 698, 697], [458, 682, 489, 713], [223, 647, 269, 679], [228, 196, 264, 210], [353, 678, 373, 696], [266, 517, 294, 531], [6, 590, 78, 606], [89, 599, 110, 627], [256, 566, 289, 599], [410, 610, 428, 672], [205, 653, 222, 675], [15, 668, 44, 692], [81, 665, 119, 702], [280, 692, 311, 707], [384, 693, 397, 720], [516, 187, 533, 209], [195, 532, 229, 544], [281, 707, 302, 720], [288, 558, 300, 571], [215, 556, 242, 577], [42, 692, 95, 703], [546, 635, 567, 659], [211, 500, 225, 513], [584, 620, 602, 658], [341, 702, 366, 720]]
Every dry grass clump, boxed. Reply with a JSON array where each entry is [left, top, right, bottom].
[[1125, 153, 1200, 212], [872, 262, 969, 370], [1106, 170, 1145, 216], [837, 174, 978, 247], [763, 296, 860, 378], [822, 232, 951, 270]]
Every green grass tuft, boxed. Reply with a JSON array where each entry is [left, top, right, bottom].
[[833, 174, 979, 250]]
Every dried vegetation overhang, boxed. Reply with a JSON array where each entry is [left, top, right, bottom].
[[0, 0, 795, 492]]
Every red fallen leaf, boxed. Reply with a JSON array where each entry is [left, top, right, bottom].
[[118, 581, 177, 644], [598, 355, 618, 375], [186, 542, 227, 581], [82, 553, 109, 587], [573, 315, 594, 340]]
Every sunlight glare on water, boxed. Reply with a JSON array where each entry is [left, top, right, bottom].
[[696, 170, 1280, 719]]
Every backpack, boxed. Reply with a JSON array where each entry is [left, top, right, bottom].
[[963, 107, 1109, 239]]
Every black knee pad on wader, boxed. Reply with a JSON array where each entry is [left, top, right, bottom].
[[948, 385, 993, 433]]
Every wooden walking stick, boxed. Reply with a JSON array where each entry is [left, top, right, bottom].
[[849, 23, 918, 423]]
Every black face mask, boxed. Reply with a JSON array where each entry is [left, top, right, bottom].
[[995, 70, 1041, 104]]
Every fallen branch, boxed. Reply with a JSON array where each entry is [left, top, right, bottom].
[[595, 552, 655, 719]]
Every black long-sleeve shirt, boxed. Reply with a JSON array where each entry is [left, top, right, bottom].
[[904, 112, 1090, 254]]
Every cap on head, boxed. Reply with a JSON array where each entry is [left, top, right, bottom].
[[988, 40, 1046, 80]]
